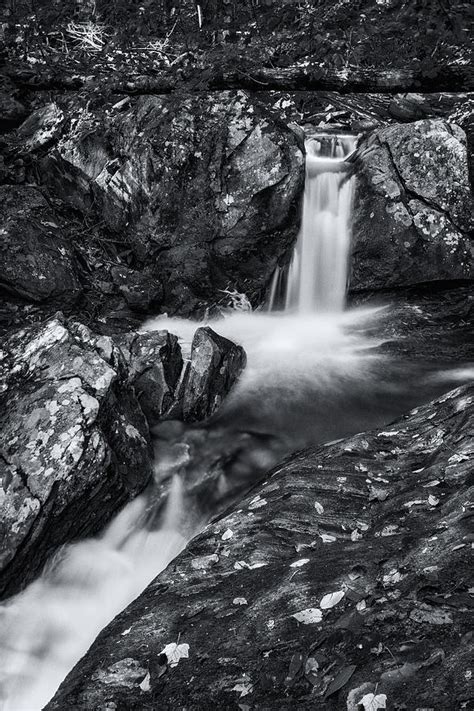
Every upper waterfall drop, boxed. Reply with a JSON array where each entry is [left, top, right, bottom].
[[268, 133, 357, 313]]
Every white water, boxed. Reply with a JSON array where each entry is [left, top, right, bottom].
[[0, 478, 186, 710], [0, 134, 464, 710], [268, 134, 357, 313]]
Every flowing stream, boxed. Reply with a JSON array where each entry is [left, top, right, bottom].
[[268, 134, 356, 312], [0, 133, 466, 710]]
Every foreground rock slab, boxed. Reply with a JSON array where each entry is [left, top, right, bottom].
[[48, 384, 473, 710], [0, 318, 153, 598]]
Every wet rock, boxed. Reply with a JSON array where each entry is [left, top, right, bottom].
[[182, 326, 246, 422], [0, 185, 80, 303], [117, 331, 183, 426], [0, 318, 153, 599], [47, 383, 473, 710], [351, 119, 474, 292], [33, 91, 303, 314]]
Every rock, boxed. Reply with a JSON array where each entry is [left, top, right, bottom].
[[34, 91, 304, 314], [0, 185, 80, 303], [0, 318, 153, 599], [17, 102, 65, 150], [351, 119, 474, 292], [47, 383, 474, 710], [182, 326, 246, 422], [117, 331, 183, 426]]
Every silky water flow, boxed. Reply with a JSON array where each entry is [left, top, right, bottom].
[[0, 133, 468, 710]]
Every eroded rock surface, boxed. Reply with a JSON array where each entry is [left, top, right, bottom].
[[0, 185, 80, 303], [47, 383, 473, 710], [0, 318, 153, 598], [351, 119, 474, 292], [15, 91, 303, 316]]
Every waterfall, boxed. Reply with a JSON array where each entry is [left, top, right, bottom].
[[268, 133, 357, 313]]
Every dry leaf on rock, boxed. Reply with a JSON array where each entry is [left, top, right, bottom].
[[320, 590, 345, 609], [291, 608, 323, 624], [139, 671, 151, 692], [160, 642, 190, 667], [359, 692, 387, 710]]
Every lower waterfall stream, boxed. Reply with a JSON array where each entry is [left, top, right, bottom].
[[0, 135, 469, 710]]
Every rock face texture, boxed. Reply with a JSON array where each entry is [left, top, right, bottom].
[[0, 318, 247, 599], [351, 119, 474, 292], [0, 185, 80, 303], [13, 91, 303, 317], [117, 331, 183, 426], [182, 327, 247, 422], [47, 384, 473, 711], [0, 318, 153, 599]]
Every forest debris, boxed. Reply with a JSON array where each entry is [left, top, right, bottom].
[[359, 692, 387, 710], [320, 533, 337, 543], [324, 664, 357, 698], [232, 680, 253, 697], [284, 652, 303, 685], [314, 501, 325, 514], [221, 529, 233, 540], [320, 591, 345, 609], [292, 608, 323, 624], [159, 642, 190, 667], [290, 558, 309, 568], [139, 671, 151, 692], [409, 604, 453, 625], [233, 597, 248, 605]]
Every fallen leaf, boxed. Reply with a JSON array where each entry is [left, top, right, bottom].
[[233, 597, 248, 605], [284, 652, 303, 685], [139, 671, 151, 692], [320, 533, 337, 543], [428, 494, 439, 506], [234, 560, 267, 570], [359, 692, 387, 710], [222, 529, 233, 540], [191, 554, 219, 570], [320, 590, 345, 609], [160, 642, 190, 667], [290, 558, 310, 568], [324, 664, 357, 698], [314, 501, 324, 514], [232, 681, 253, 697], [291, 608, 323, 624], [409, 604, 453, 625], [248, 496, 267, 510]]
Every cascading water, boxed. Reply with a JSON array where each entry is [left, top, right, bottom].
[[268, 133, 357, 313], [0, 133, 467, 711]]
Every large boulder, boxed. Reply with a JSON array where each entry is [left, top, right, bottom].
[[25, 91, 304, 314], [47, 383, 473, 711], [351, 119, 474, 292], [0, 318, 153, 599], [0, 186, 80, 303]]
